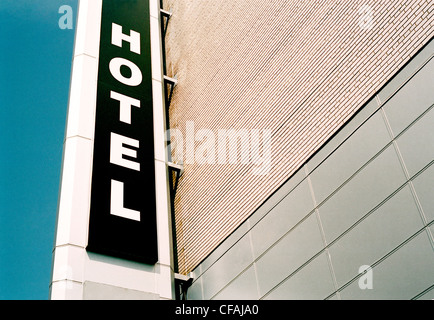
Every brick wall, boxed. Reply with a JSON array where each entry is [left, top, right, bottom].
[[163, 0, 434, 274]]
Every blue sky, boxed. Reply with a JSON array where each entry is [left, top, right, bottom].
[[0, 0, 78, 299]]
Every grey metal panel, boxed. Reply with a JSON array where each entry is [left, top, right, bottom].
[[198, 222, 250, 277], [318, 144, 407, 243], [250, 179, 315, 259], [412, 163, 434, 224], [382, 57, 434, 137], [396, 107, 434, 178], [212, 265, 259, 300], [187, 277, 203, 300], [247, 168, 307, 228], [263, 252, 335, 300], [339, 231, 434, 300], [328, 185, 424, 287], [200, 235, 253, 300], [306, 99, 381, 175], [309, 111, 391, 205], [378, 38, 434, 105], [255, 214, 324, 296]]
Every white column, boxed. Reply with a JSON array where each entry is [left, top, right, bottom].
[[50, 0, 102, 300]]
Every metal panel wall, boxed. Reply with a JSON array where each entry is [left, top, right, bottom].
[[187, 40, 434, 299], [163, 0, 434, 274]]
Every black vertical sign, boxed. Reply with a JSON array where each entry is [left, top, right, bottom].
[[87, 0, 158, 264]]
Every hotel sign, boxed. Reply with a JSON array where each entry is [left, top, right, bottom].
[[87, 0, 158, 264]]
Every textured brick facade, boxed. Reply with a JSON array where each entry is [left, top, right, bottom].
[[162, 0, 434, 274]]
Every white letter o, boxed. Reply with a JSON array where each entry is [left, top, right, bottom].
[[109, 57, 142, 86]]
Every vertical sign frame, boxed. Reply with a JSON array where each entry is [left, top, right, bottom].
[[87, 0, 158, 264]]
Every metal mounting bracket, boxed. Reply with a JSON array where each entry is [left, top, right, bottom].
[[160, 8, 172, 36], [174, 273, 194, 300], [167, 161, 183, 197], [164, 75, 178, 108]]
